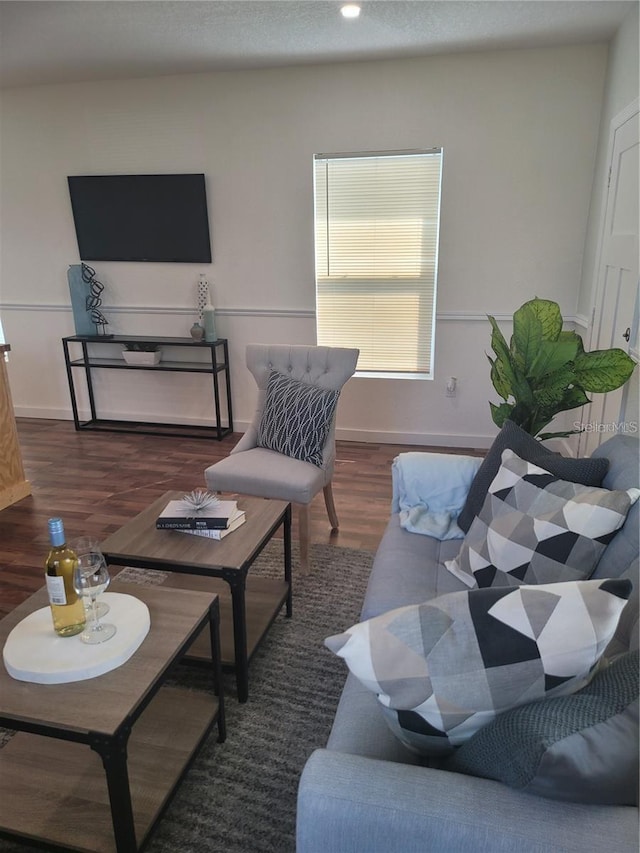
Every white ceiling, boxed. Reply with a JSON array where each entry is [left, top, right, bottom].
[[0, 0, 635, 90]]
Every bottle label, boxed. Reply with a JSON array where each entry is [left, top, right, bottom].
[[46, 575, 67, 605]]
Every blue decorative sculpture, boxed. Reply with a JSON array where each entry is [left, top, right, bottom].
[[68, 263, 110, 336]]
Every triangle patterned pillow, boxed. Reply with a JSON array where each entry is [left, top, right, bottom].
[[445, 448, 640, 589], [325, 578, 632, 756]]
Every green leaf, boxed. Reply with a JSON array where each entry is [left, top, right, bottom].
[[511, 373, 535, 406], [509, 402, 539, 432], [488, 354, 512, 400], [533, 384, 566, 409], [488, 315, 511, 363], [558, 330, 585, 350], [537, 428, 583, 441], [520, 298, 563, 342], [488, 314, 522, 394], [574, 349, 637, 393], [528, 338, 579, 380], [559, 386, 591, 411], [539, 365, 577, 391], [490, 401, 513, 428], [488, 314, 535, 407], [512, 303, 543, 374]]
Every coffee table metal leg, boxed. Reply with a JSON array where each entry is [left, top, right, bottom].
[[208, 598, 226, 741], [284, 503, 293, 618], [90, 729, 137, 853], [228, 574, 249, 702]]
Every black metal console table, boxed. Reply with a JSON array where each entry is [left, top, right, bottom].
[[62, 335, 233, 440]]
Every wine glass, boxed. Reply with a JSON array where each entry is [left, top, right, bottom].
[[71, 538, 110, 618], [73, 553, 117, 644]]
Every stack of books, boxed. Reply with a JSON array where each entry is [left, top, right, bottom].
[[156, 498, 245, 540]]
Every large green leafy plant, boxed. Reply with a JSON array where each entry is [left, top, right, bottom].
[[488, 297, 635, 440]]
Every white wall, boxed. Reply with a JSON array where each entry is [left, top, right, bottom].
[[0, 45, 608, 447]]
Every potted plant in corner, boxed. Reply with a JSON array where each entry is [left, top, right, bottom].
[[487, 297, 636, 440], [122, 343, 162, 366]]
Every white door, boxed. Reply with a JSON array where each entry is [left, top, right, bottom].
[[581, 102, 639, 456]]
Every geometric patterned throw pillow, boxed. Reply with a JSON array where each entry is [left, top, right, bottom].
[[257, 370, 340, 468], [457, 420, 609, 533], [325, 578, 632, 757], [446, 449, 640, 590]]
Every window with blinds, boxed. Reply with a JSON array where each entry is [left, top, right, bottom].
[[314, 149, 443, 378]]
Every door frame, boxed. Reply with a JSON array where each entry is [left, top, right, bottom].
[[578, 98, 639, 456]]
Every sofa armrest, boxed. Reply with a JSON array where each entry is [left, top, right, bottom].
[[297, 750, 637, 853]]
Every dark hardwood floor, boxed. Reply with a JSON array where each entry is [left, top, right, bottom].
[[0, 418, 483, 618]]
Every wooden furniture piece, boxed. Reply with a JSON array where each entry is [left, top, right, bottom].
[[62, 334, 233, 440], [0, 582, 225, 853], [100, 493, 292, 703], [0, 344, 31, 511]]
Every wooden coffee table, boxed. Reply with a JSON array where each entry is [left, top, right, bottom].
[[0, 581, 225, 853], [100, 493, 292, 702]]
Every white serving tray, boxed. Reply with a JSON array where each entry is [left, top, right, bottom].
[[2, 593, 150, 684]]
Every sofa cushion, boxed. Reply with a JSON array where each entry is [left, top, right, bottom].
[[446, 449, 639, 590], [327, 673, 424, 765], [257, 370, 340, 467], [325, 578, 631, 757], [458, 420, 609, 533], [360, 516, 465, 622], [446, 649, 639, 805]]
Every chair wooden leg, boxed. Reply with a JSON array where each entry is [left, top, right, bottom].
[[298, 504, 310, 574], [323, 482, 339, 531]]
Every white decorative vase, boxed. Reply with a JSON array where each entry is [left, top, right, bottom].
[[197, 276, 210, 318], [122, 350, 161, 365]]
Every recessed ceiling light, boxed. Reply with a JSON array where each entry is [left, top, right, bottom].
[[341, 4, 361, 19]]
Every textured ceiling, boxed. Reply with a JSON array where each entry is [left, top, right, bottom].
[[0, 0, 635, 89]]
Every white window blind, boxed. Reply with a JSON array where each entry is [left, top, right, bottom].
[[314, 149, 443, 378]]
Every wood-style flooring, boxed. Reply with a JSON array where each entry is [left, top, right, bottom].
[[0, 418, 484, 618]]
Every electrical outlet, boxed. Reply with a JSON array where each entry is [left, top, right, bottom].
[[446, 377, 457, 397]]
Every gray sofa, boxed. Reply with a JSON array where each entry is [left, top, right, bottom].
[[297, 434, 639, 853]]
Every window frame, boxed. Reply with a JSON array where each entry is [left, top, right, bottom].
[[313, 148, 443, 380]]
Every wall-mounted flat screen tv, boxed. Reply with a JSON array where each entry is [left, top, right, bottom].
[[67, 173, 212, 263]]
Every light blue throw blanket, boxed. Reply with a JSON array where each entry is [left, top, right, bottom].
[[392, 452, 483, 540]]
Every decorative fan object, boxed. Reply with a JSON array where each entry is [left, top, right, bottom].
[[179, 489, 220, 512]]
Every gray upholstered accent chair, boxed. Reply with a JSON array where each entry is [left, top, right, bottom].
[[204, 344, 359, 571]]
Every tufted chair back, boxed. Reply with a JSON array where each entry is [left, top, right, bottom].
[[231, 345, 360, 473]]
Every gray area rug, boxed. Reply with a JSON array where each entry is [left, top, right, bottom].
[[0, 542, 373, 853]]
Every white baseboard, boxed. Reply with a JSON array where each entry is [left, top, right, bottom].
[[14, 407, 494, 449], [17, 408, 577, 455], [334, 426, 493, 449], [15, 406, 73, 421], [14, 406, 227, 428]]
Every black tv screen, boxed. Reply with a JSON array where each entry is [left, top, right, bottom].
[[67, 173, 212, 263]]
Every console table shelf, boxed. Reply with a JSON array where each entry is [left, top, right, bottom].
[[62, 335, 233, 440]]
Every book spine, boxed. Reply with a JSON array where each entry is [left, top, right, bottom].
[[156, 518, 229, 530], [182, 529, 225, 540]]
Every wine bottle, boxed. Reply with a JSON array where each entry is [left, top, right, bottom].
[[45, 518, 86, 637]]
